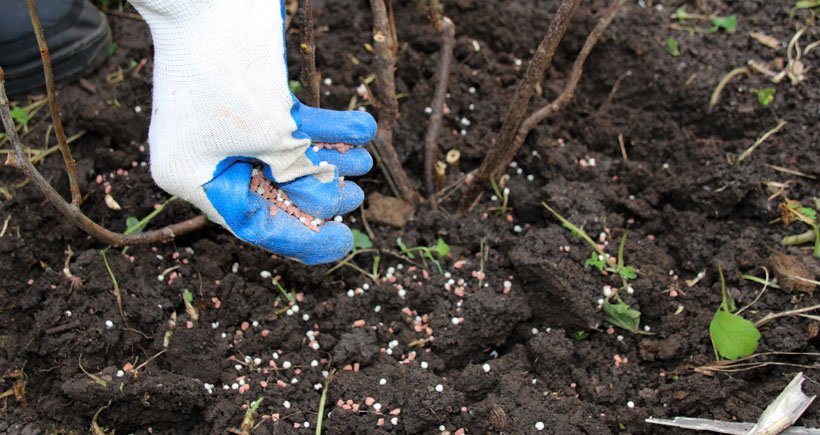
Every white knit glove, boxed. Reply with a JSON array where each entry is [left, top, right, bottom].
[[130, 0, 376, 264]]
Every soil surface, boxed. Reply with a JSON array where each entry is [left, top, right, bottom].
[[1, 0, 819, 434]]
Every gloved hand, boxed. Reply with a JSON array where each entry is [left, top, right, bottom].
[[128, 0, 375, 264]]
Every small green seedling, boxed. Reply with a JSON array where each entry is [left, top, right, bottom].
[[228, 397, 264, 435], [793, 0, 820, 14], [352, 228, 374, 250], [273, 279, 297, 306], [543, 202, 644, 333], [182, 289, 199, 322], [779, 199, 819, 257], [326, 229, 381, 282], [570, 330, 591, 341], [709, 263, 760, 360], [289, 80, 303, 93], [10, 106, 30, 132], [544, 203, 637, 286], [665, 37, 681, 57], [397, 237, 450, 274], [672, 6, 738, 34], [121, 196, 178, 254], [752, 87, 776, 106], [488, 174, 512, 215], [603, 297, 642, 333]]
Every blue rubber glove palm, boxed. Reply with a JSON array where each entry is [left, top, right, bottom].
[[203, 103, 375, 265]]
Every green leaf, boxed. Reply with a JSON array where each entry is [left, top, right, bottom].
[[107, 42, 118, 56], [799, 207, 817, 221], [753, 87, 776, 106], [396, 238, 414, 259], [794, 0, 820, 10], [665, 37, 681, 57], [289, 80, 302, 93], [183, 289, 194, 304], [618, 265, 638, 280], [351, 229, 373, 250], [570, 330, 590, 341], [432, 238, 450, 258], [584, 251, 606, 272], [709, 309, 760, 360], [710, 15, 737, 33], [603, 298, 641, 333], [125, 216, 142, 234], [672, 6, 694, 20], [10, 107, 29, 127]]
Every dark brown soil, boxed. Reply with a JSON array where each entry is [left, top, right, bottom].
[[1, 0, 819, 434]]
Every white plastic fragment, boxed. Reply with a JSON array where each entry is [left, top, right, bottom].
[[648, 374, 818, 435]]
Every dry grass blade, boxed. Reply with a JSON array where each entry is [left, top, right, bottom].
[[709, 66, 750, 110], [767, 164, 817, 179], [695, 352, 820, 375], [734, 120, 787, 163]]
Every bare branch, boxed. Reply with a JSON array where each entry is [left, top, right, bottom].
[[424, 17, 455, 202], [511, 0, 626, 169], [369, 0, 417, 204], [0, 68, 208, 248], [458, 0, 583, 212], [297, 0, 321, 107], [26, 0, 83, 207]]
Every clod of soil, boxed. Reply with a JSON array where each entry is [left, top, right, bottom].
[[1, 0, 819, 433], [364, 192, 415, 228], [769, 253, 816, 293]]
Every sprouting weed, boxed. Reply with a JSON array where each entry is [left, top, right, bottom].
[[487, 174, 512, 215], [709, 263, 760, 360], [752, 87, 776, 106], [778, 199, 819, 257], [182, 289, 199, 322], [10, 106, 30, 130], [543, 202, 645, 333], [352, 229, 374, 250], [272, 279, 297, 307], [121, 196, 178, 255], [672, 6, 738, 33], [396, 238, 450, 274], [326, 229, 381, 282], [228, 397, 264, 435], [603, 298, 641, 333], [665, 37, 681, 57]]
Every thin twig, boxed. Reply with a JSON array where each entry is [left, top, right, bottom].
[[459, 0, 597, 211], [756, 303, 820, 328], [26, 0, 82, 207], [44, 320, 81, 335], [424, 16, 455, 201], [736, 267, 770, 315], [1, 68, 208, 247], [734, 120, 787, 164], [298, 0, 321, 107], [369, 0, 418, 204]]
